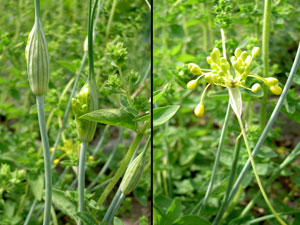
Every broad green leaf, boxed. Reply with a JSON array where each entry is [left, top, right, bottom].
[[153, 83, 170, 104], [80, 108, 137, 131], [228, 87, 242, 117], [76, 212, 98, 225], [154, 105, 180, 127], [52, 189, 77, 220], [28, 172, 44, 200], [173, 215, 211, 225], [4, 200, 16, 217], [113, 217, 125, 225], [162, 198, 182, 225], [133, 113, 150, 122]]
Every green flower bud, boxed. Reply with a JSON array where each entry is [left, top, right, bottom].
[[205, 74, 214, 84], [72, 81, 98, 142], [220, 57, 227, 64], [210, 48, 220, 63], [235, 48, 242, 57], [26, 20, 49, 96], [241, 51, 247, 61], [211, 63, 218, 70], [187, 79, 197, 90], [265, 77, 278, 86], [270, 85, 282, 95], [232, 61, 241, 72], [252, 47, 260, 57], [194, 103, 204, 117], [251, 83, 261, 93], [206, 56, 213, 65], [188, 63, 202, 75], [220, 63, 227, 73], [231, 56, 236, 63], [120, 152, 147, 195]]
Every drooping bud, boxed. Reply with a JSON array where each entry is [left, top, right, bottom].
[[265, 77, 278, 86], [26, 19, 49, 96], [235, 48, 242, 57], [252, 47, 260, 57], [120, 152, 147, 195], [72, 82, 98, 142], [187, 80, 197, 90], [270, 85, 282, 95], [188, 63, 202, 75], [251, 83, 261, 93], [194, 103, 204, 117]]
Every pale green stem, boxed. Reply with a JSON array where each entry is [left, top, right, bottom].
[[24, 199, 37, 225], [260, 0, 271, 129], [78, 141, 88, 225], [36, 96, 52, 225], [236, 115, 287, 225], [106, 0, 118, 40]]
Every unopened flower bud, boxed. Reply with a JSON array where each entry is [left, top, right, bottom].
[[188, 63, 202, 75], [265, 77, 278, 86], [231, 56, 236, 63], [187, 80, 197, 90], [88, 156, 94, 162], [251, 83, 261, 93], [194, 103, 204, 117], [205, 74, 214, 84], [252, 47, 260, 57], [270, 85, 282, 95], [206, 56, 213, 65], [211, 63, 218, 70], [53, 159, 60, 165], [235, 48, 242, 57], [241, 51, 247, 61]]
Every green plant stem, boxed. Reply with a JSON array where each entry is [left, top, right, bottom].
[[197, 103, 231, 215], [106, 0, 118, 40], [260, 0, 271, 129], [224, 43, 300, 217], [36, 96, 52, 225], [24, 199, 37, 225], [212, 135, 242, 225], [246, 210, 300, 225], [108, 193, 124, 224], [78, 141, 88, 225], [94, 120, 150, 213], [220, 28, 226, 59], [236, 115, 286, 225], [240, 141, 300, 218]]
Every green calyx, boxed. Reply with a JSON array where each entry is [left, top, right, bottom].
[[72, 81, 98, 142]]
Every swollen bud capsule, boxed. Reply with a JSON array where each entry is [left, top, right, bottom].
[[194, 103, 204, 117], [187, 80, 197, 90], [188, 63, 202, 75], [265, 77, 278, 86], [72, 82, 98, 142], [26, 19, 49, 96], [120, 152, 147, 195], [270, 85, 282, 95], [252, 47, 260, 57], [251, 83, 261, 93], [235, 48, 242, 57]]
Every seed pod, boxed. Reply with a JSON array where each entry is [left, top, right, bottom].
[[270, 85, 282, 95], [265, 77, 278, 86], [188, 63, 202, 75], [194, 103, 204, 117], [251, 83, 261, 93], [252, 47, 260, 57], [120, 152, 147, 195], [72, 81, 98, 142], [187, 79, 197, 90], [26, 20, 49, 96]]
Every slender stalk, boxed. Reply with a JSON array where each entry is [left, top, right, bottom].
[[246, 210, 300, 225], [105, 0, 118, 40], [94, 121, 150, 212], [107, 193, 125, 224], [23, 199, 37, 225], [197, 103, 231, 215], [240, 141, 300, 218], [236, 115, 286, 225], [36, 96, 52, 225], [78, 141, 88, 225], [260, 0, 271, 129], [224, 43, 300, 216], [220, 28, 226, 59], [212, 135, 242, 225]]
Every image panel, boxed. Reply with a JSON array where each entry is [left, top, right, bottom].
[[0, 0, 151, 224], [153, 0, 300, 225]]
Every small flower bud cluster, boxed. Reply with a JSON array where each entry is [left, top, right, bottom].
[[186, 46, 282, 118]]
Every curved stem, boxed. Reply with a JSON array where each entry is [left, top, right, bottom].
[[197, 103, 231, 215], [106, 0, 118, 40], [36, 96, 52, 225], [260, 0, 271, 129], [78, 141, 88, 225], [236, 115, 286, 225]]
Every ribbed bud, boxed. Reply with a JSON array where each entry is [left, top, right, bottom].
[[26, 20, 49, 96], [188, 63, 202, 75], [187, 80, 197, 90], [251, 83, 261, 93], [270, 85, 282, 95], [120, 152, 146, 195], [72, 81, 98, 142], [194, 103, 204, 117], [252, 47, 260, 57]]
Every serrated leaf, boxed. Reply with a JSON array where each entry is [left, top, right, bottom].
[[52, 189, 77, 220], [76, 212, 98, 225], [28, 172, 44, 200], [173, 215, 211, 225], [80, 108, 137, 131], [153, 105, 180, 127]]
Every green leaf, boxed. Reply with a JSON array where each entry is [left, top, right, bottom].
[[133, 113, 150, 122], [113, 217, 125, 225], [153, 83, 170, 104], [162, 198, 182, 225], [76, 212, 98, 225], [173, 215, 211, 225], [52, 189, 77, 220], [56, 61, 77, 73], [80, 108, 138, 131], [154, 105, 180, 127], [28, 172, 44, 200]]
